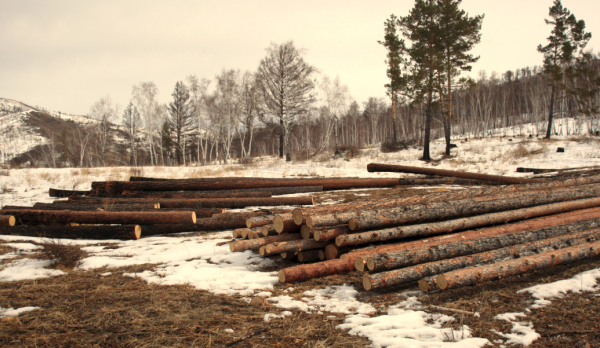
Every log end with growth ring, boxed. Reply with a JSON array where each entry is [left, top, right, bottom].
[[366, 257, 375, 271], [324, 245, 339, 260], [418, 279, 435, 293], [354, 257, 366, 272], [229, 243, 236, 252], [436, 274, 448, 290], [155, 203, 160, 209], [6, 216, 16, 226], [306, 216, 314, 229], [191, 212, 196, 223], [259, 246, 266, 256], [363, 276, 373, 291], [134, 225, 142, 239], [335, 235, 344, 246], [293, 209, 304, 225], [245, 219, 252, 229], [261, 225, 269, 236], [278, 270, 287, 283], [301, 225, 311, 239], [313, 229, 322, 241], [273, 215, 284, 233], [348, 218, 357, 231], [318, 250, 325, 260]]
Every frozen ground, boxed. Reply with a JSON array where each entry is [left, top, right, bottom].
[[1, 130, 600, 347]]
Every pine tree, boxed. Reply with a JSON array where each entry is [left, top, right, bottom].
[[122, 101, 142, 165], [168, 81, 194, 165], [538, 0, 591, 139], [160, 119, 173, 165]]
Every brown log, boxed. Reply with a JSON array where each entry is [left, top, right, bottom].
[[366, 218, 600, 272], [324, 245, 355, 260], [352, 206, 600, 270], [0, 224, 141, 240], [1, 209, 195, 225], [141, 212, 257, 235], [0, 216, 15, 226], [48, 188, 91, 197], [417, 278, 437, 293], [246, 215, 276, 228], [229, 233, 302, 252], [30, 202, 159, 211], [158, 208, 224, 218], [516, 167, 560, 174], [300, 225, 312, 239], [103, 178, 401, 194], [273, 214, 302, 233], [261, 239, 331, 257], [233, 228, 261, 239], [68, 196, 314, 209], [318, 250, 326, 260], [436, 240, 600, 290], [348, 185, 600, 231], [123, 185, 324, 196], [261, 224, 278, 237], [367, 163, 541, 184], [397, 178, 501, 186], [278, 258, 356, 283], [120, 191, 272, 199], [298, 250, 321, 263], [364, 228, 600, 291], [281, 252, 298, 260], [314, 226, 351, 241], [337, 197, 600, 247]]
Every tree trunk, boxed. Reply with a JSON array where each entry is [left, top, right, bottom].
[[28, 203, 159, 211], [546, 84, 556, 139], [49, 189, 91, 197], [0, 224, 141, 240], [141, 212, 261, 235], [121, 186, 323, 197], [273, 214, 302, 233], [261, 239, 331, 257], [278, 258, 356, 283], [1, 209, 195, 225], [229, 233, 302, 252], [367, 163, 542, 184], [67, 196, 313, 209], [436, 240, 600, 290], [364, 228, 600, 291], [298, 250, 321, 263], [119, 191, 272, 199], [313, 226, 351, 242], [246, 215, 277, 228], [260, 224, 278, 237], [336, 197, 600, 247]]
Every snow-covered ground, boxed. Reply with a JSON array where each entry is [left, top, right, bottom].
[[1, 131, 600, 347]]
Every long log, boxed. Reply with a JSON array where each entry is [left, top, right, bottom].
[[122, 186, 324, 197], [313, 226, 351, 241], [28, 203, 160, 211], [141, 212, 258, 235], [273, 214, 302, 233], [229, 233, 302, 252], [397, 178, 501, 186], [0, 224, 141, 240], [279, 207, 600, 283], [67, 196, 314, 208], [103, 178, 401, 194], [353, 206, 600, 271], [348, 185, 600, 231], [436, 240, 600, 290], [155, 208, 224, 218], [122, 191, 272, 199], [261, 224, 279, 237], [48, 188, 91, 197], [261, 239, 331, 257], [367, 163, 541, 184], [0, 216, 15, 226], [298, 250, 321, 263], [0, 209, 195, 225], [337, 197, 600, 247], [367, 219, 600, 272], [516, 167, 560, 174], [246, 215, 276, 228]]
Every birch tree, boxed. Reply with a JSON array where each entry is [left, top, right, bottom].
[[122, 101, 142, 166], [132, 82, 160, 165]]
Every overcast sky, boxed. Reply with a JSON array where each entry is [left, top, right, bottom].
[[1, 0, 599, 116]]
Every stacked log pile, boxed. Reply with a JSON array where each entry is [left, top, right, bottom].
[[228, 164, 600, 292]]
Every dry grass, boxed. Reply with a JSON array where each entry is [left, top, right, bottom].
[[37, 240, 88, 269]]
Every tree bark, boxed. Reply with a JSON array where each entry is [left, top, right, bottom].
[[313, 226, 351, 241], [229, 233, 302, 252], [247, 215, 277, 228], [102, 178, 400, 194], [348, 187, 600, 232], [364, 228, 600, 291], [437, 240, 600, 290], [48, 189, 91, 197], [0, 224, 141, 240], [278, 258, 356, 283], [367, 163, 542, 184], [68, 196, 313, 209], [261, 239, 331, 257], [337, 197, 600, 247], [1, 209, 195, 225]]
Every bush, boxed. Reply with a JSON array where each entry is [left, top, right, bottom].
[[380, 140, 407, 153], [39, 240, 88, 269]]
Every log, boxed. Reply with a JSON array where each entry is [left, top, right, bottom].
[[157, 208, 224, 218], [324, 245, 353, 260], [273, 214, 302, 233], [120, 191, 272, 199], [337, 197, 600, 247], [298, 250, 321, 263], [278, 258, 356, 283], [103, 178, 401, 194], [233, 228, 261, 239], [261, 224, 278, 237], [68, 196, 314, 209], [300, 225, 313, 239], [281, 252, 298, 260], [1, 209, 195, 225], [141, 212, 257, 235], [48, 188, 91, 197], [122, 185, 324, 197], [313, 226, 351, 242], [0, 216, 15, 226], [364, 228, 600, 291], [229, 233, 302, 252], [436, 240, 600, 290], [348, 186, 600, 231], [31, 203, 159, 211], [367, 163, 541, 184], [353, 206, 600, 271], [246, 215, 276, 228], [0, 224, 141, 240], [367, 220, 600, 272], [397, 178, 501, 186], [261, 239, 331, 257], [516, 167, 560, 174]]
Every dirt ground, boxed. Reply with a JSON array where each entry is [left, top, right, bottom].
[[1, 183, 600, 347]]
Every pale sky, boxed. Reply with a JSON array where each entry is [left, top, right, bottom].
[[1, 0, 599, 116]]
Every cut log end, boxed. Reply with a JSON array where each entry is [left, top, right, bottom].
[[245, 219, 252, 229], [274, 215, 284, 233], [134, 225, 142, 239], [229, 243, 235, 252], [313, 230, 321, 241], [366, 257, 375, 271], [300, 225, 311, 239], [293, 209, 303, 225], [363, 276, 373, 291], [261, 225, 269, 237], [259, 246, 266, 256], [318, 250, 325, 260], [419, 278, 437, 292], [348, 218, 357, 231], [355, 257, 366, 272], [278, 270, 286, 283], [306, 216, 314, 229], [335, 235, 343, 246], [8, 216, 15, 226], [325, 245, 339, 260], [191, 212, 196, 223], [232, 231, 239, 238], [436, 274, 448, 290]]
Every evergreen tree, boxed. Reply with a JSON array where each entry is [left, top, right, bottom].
[[168, 81, 194, 164], [160, 119, 173, 165], [122, 101, 142, 165], [538, 0, 591, 139]]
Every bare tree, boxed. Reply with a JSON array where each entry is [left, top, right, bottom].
[[132, 82, 160, 165], [88, 95, 118, 166], [319, 75, 350, 155], [122, 101, 142, 166], [257, 41, 317, 161]]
